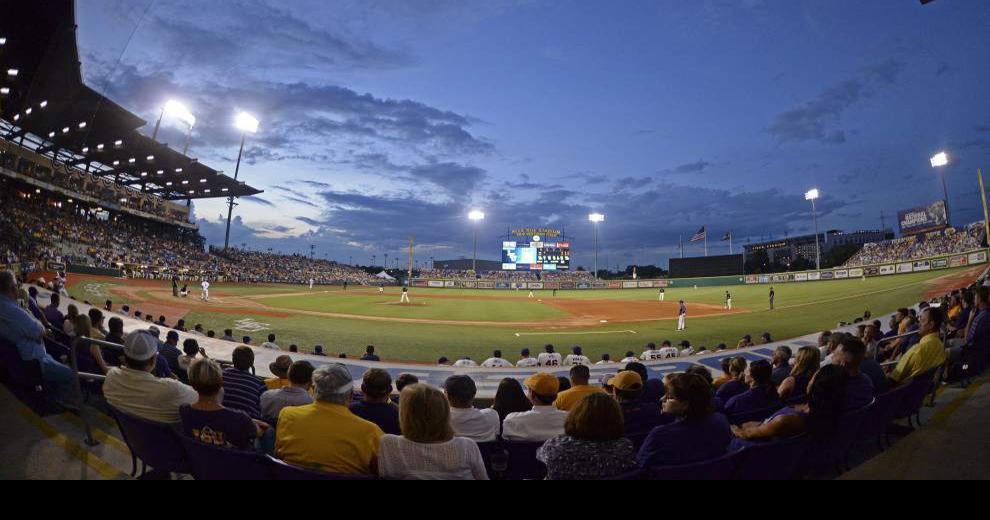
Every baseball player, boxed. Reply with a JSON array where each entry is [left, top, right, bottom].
[[677, 300, 686, 331], [769, 286, 776, 311], [200, 279, 210, 301], [658, 287, 665, 302], [378, 283, 385, 294], [640, 343, 661, 361], [538, 344, 562, 367], [516, 348, 539, 367], [563, 346, 590, 366], [725, 291, 732, 311], [400, 285, 411, 304], [309, 278, 314, 290], [481, 350, 514, 368]]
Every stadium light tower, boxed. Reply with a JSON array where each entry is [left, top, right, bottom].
[[469, 211, 485, 272], [805, 189, 821, 271], [224, 112, 260, 250], [151, 100, 196, 144], [931, 151, 951, 226], [589, 213, 605, 279]]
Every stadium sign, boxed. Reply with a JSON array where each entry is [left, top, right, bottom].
[[511, 228, 562, 239], [849, 268, 864, 278], [896, 263, 913, 273], [932, 259, 948, 269], [950, 255, 969, 268], [898, 200, 948, 236], [794, 273, 809, 282], [879, 265, 896, 275], [970, 251, 988, 265], [913, 261, 932, 272]]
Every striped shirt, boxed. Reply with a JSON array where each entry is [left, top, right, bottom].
[[222, 368, 267, 419]]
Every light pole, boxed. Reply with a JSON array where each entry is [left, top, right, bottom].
[[931, 151, 951, 227], [469, 211, 485, 272], [224, 111, 259, 250], [151, 100, 196, 146], [589, 213, 605, 279], [805, 189, 821, 271]]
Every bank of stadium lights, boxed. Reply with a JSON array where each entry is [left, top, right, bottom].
[[931, 151, 952, 226], [804, 189, 822, 271], [0, 37, 7, 46], [6, 69, 18, 77], [0, 87, 9, 95], [225, 111, 261, 250], [39, 100, 47, 108], [589, 213, 605, 279]]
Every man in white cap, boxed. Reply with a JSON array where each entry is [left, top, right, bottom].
[[103, 330, 198, 425], [275, 364, 384, 476]]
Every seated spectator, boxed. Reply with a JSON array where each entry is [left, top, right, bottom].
[[597, 353, 614, 365], [834, 337, 877, 410], [102, 317, 125, 366], [712, 358, 733, 388], [637, 373, 731, 468], [624, 362, 664, 404], [88, 308, 107, 338], [43, 293, 65, 332], [160, 330, 183, 373], [482, 350, 513, 368], [276, 364, 384, 475], [889, 306, 948, 386], [564, 346, 590, 366], [261, 361, 315, 421], [771, 346, 793, 386], [437, 356, 450, 366], [261, 334, 281, 351], [723, 359, 780, 416], [378, 384, 489, 480], [453, 357, 478, 367], [102, 331, 197, 425], [610, 371, 669, 437], [733, 364, 847, 444], [0, 271, 73, 402], [119, 305, 130, 317], [156, 316, 167, 327], [361, 345, 380, 362], [192, 324, 206, 336], [314, 345, 327, 356], [242, 336, 252, 346], [175, 319, 187, 332], [714, 357, 749, 402], [221, 329, 235, 342], [104, 300, 113, 313], [445, 375, 500, 442], [177, 338, 206, 372], [538, 393, 638, 480], [503, 373, 567, 442], [62, 304, 80, 336], [778, 347, 821, 401], [395, 373, 419, 393], [554, 365, 607, 411], [491, 378, 532, 424], [557, 377, 572, 393], [221, 346, 267, 419], [288, 344, 298, 353], [516, 348, 539, 367], [350, 369, 401, 435], [180, 359, 263, 450], [265, 355, 293, 390], [73, 314, 109, 375]]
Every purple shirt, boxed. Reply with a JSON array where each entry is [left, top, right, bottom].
[[723, 387, 779, 417], [715, 379, 748, 404], [968, 309, 990, 352], [620, 400, 673, 437], [845, 373, 875, 411], [637, 414, 732, 468]]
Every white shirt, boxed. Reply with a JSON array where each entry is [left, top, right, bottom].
[[103, 367, 198, 424], [658, 347, 680, 359], [260, 342, 281, 351], [516, 357, 539, 368], [201, 281, 210, 291], [453, 359, 478, 367], [640, 350, 662, 361], [563, 354, 590, 366], [621, 357, 639, 364], [448, 407, 500, 442], [378, 435, 489, 480], [502, 406, 568, 442], [481, 357, 513, 368], [538, 352, 563, 367], [596, 360, 616, 366]]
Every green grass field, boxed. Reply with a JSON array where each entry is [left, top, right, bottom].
[[69, 267, 977, 363]]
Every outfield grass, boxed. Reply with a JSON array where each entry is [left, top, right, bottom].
[[164, 268, 970, 363]]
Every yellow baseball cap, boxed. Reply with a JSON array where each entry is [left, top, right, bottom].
[[524, 372, 560, 396], [609, 371, 643, 392]]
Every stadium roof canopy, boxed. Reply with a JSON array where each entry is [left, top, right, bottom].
[[0, 0, 263, 201]]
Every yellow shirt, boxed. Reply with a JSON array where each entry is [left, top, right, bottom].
[[265, 377, 290, 391], [553, 384, 607, 411], [889, 332, 947, 385], [275, 402, 384, 475]]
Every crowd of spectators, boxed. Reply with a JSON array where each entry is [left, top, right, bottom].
[[415, 269, 597, 283], [844, 223, 986, 268]]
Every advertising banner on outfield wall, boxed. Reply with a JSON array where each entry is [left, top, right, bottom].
[[638, 281, 654, 288], [444, 281, 457, 288], [932, 259, 948, 269], [413, 280, 428, 287], [970, 251, 988, 264], [577, 283, 591, 289], [623, 281, 639, 289], [794, 273, 809, 282], [560, 283, 574, 290], [896, 263, 913, 273], [464, 282, 477, 288], [808, 272, 821, 281], [528, 283, 544, 289], [609, 281, 623, 288], [759, 275, 770, 284], [849, 268, 864, 278], [478, 282, 495, 289], [496, 282, 510, 289], [913, 261, 931, 271], [545, 282, 560, 289], [950, 255, 969, 268], [745, 275, 759, 284], [879, 265, 895, 275], [428, 281, 445, 288], [820, 271, 835, 280], [593, 282, 608, 289], [834, 270, 849, 279]]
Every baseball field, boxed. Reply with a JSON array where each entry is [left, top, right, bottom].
[[66, 266, 983, 364]]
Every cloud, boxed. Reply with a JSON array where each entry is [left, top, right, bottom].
[[767, 59, 906, 145], [242, 196, 276, 207], [668, 160, 712, 175]]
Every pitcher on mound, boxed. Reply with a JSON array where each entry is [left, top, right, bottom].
[[400, 286, 411, 304]]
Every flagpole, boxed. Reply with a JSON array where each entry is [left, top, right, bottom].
[[679, 235, 683, 259], [730, 233, 733, 255], [705, 231, 709, 257]]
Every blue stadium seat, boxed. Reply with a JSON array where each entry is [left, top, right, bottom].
[[733, 435, 809, 480], [727, 404, 783, 426], [856, 386, 908, 452], [647, 449, 743, 481], [179, 436, 271, 480], [801, 401, 873, 477], [266, 456, 377, 480], [893, 367, 940, 428], [108, 405, 189, 479]]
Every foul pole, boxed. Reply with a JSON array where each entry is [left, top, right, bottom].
[[408, 236, 415, 282], [979, 169, 990, 248]]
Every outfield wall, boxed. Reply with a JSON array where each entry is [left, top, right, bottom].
[[411, 249, 989, 290]]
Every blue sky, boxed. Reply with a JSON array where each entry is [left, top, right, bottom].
[[75, 0, 990, 268]]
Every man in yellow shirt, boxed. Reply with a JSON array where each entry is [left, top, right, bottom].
[[889, 306, 947, 386], [554, 365, 606, 411], [276, 364, 383, 475]]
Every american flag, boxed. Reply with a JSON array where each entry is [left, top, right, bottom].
[[690, 226, 707, 243]]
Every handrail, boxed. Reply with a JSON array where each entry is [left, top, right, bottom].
[[876, 330, 920, 345]]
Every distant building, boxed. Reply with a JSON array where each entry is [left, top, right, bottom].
[[744, 230, 886, 265], [432, 259, 502, 272]]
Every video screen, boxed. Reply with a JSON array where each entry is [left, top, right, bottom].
[[502, 241, 571, 271]]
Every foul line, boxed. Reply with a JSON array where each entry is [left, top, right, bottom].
[[514, 330, 638, 337]]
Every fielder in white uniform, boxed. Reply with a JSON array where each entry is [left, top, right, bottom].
[[677, 300, 686, 331], [453, 358, 478, 367], [538, 346, 563, 367], [400, 286, 411, 304], [309, 278, 314, 290], [200, 280, 210, 301], [658, 288, 665, 302]]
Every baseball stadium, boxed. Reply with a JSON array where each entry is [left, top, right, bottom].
[[2, 0, 990, 481]]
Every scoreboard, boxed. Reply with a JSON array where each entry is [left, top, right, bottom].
[[502, 239, 571, 271]]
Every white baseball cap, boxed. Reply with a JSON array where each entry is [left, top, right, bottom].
[[124, 331, 159, 362]]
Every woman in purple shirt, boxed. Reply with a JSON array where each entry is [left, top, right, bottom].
[[778, 346, 821, 401], [714, 357, 749, 404], [637, 373, 732, 468], [723, 359, 780, 417]]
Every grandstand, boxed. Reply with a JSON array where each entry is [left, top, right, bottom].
[[5, 0, 990, 482]]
